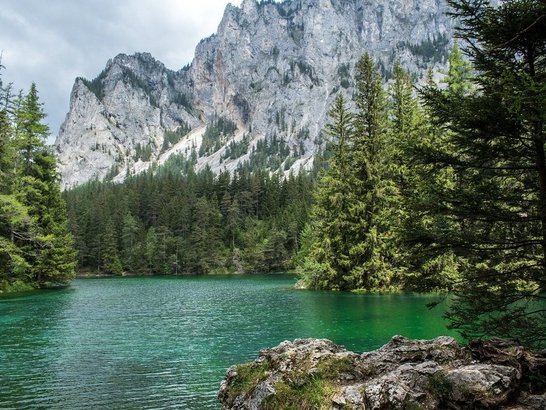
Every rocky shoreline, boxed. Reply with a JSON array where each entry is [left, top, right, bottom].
[[218, 336, 546, 409]]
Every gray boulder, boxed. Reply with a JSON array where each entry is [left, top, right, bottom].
[[218, 336, 546, 409]]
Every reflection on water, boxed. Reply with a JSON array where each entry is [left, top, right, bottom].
[[0, 275, 457, 408]]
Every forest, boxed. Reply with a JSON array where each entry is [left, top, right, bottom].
[[63, 166, 314, 276], [0, 0, 544, 349]]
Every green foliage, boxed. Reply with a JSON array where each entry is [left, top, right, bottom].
[[162, 122, 191, 153], [63, 163, 314, 276], [121, 68, 158, 106], [443, 40, 473, 96], [337, 63, 352, 89], [227, 361, 271, 402], [79, 69, 108, 101], [315, 356, 354, 377], [263, 377, 334, 410], [300, 54, 403, 291], [0, 71, 76, 292], [222, 134, 250, 161], [401, 33, 450, 63], [134, 142, 154, 162], [172, 93, 193, 113], [242, 133, 291, 172], [290, 60, 320, 86], [0, 279, 34, 293], [414, 0, 546, 348], [199, 115, 238, 156]]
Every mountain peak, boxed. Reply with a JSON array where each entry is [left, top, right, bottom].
[[55, 0, 454, 189]]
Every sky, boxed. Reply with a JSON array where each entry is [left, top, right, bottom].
[[0, 0, 243, 141]]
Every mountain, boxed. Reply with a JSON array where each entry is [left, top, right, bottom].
[[55, 0, 454, 189]]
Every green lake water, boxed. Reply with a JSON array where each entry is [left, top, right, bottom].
[[0, 275, 457, 409]]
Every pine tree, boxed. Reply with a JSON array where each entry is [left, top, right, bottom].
[[145, 226, 159, 273], [344, 53, 394, 290], [418, 0, 546, 347], [121, 212, 141, 271], [443, 40, 473, 96], [391, 63, 461, 291], [101, 217, 122, 275], [299, 55, 402, 291], [0, 66, 32, 289], [14, 84, 76, 287], [298, 95, 353, 289]]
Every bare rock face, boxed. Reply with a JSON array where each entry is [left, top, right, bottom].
[[218, 336, 546, 409], [56, 0, 455, 189]]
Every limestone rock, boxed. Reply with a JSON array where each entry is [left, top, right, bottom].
[[218, 336, 546, 409], [56, 0, 456, 189]]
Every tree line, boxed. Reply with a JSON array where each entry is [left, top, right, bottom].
[[63, 166, 314, 276]]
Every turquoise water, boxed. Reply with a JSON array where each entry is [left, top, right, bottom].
[[0, 275, 457, 409]]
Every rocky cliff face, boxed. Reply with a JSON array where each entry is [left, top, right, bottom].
[[55, 0, 454, 189], [218, 336, 546, 409]]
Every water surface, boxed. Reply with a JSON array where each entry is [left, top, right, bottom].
[[0, 275, 456, 409]]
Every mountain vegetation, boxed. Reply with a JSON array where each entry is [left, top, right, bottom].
[[1, 0, 541, 351], [63, 164, 313, 276], [298, 0, 546, 348], [0, 70, 76, 293]]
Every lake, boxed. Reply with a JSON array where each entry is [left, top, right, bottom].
[[0, 275, 457, 409]]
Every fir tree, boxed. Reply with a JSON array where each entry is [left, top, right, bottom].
[[443, 40, 473, 96], [298, 95, 353, 289], [14, 84, 76, 287], [418, 0, 546, 347], [101, 217, 123, 275], [0, 72, 76, 291], [299, 55, 403, 291], [344, 53, 394, 290], [391, 63, 461, 291]]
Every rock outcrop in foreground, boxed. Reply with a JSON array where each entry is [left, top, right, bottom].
[[218, 336, 546, 409]]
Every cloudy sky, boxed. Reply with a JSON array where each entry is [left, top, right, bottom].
[[0, 0, 244, 141]]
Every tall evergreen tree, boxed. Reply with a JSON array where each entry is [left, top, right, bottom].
[[300, 55, 402, 291], [101, 217, 123, 275], [418, 0, 546, 347], [444, 40, 473, 96], [344, 53, 395, 289], [298, 95, 353, 289], [0, 71, 75, 291], [13, 84, 76, 287], [391, 63, 461, 291]]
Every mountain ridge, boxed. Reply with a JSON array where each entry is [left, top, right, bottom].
[[55, 0, 454, 189]]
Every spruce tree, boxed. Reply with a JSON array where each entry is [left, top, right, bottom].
[[299, 95, 353, 289], [300, 55, 402, 291], [0, 67, 31, 288], [391, 63, 461, 291], [418, 0, 546, 347], [444, 40, 473, 96], [14, 84, 76, 287], [345, 53, 394, 290], [101, 217, 123, 275]]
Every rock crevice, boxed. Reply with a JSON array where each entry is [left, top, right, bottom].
[[218, 336, 546, 409], [56, 0, 455, 189]]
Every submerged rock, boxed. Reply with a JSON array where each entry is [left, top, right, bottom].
[[218, 336, 546, 409]]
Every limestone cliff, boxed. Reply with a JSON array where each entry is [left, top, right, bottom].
[[55, 0, 455, 189]]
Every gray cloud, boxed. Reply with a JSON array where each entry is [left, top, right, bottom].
[[0, 0, 241, 141]]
